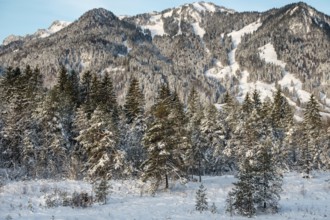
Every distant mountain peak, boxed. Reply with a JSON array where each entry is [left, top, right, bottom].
[[79, 8, 118, 23]]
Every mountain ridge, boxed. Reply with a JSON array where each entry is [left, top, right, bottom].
[[0, 1, 329, 118]]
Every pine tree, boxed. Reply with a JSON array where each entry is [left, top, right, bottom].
[[35, 90, 68, 178], [227, 159, 255, 217], [76, 107, 123, 180], [300, 94, 322, 177], [201, 103, 226, 174], [186, 87, 208, 181], [241, 92, 253, 117], [252, 89, 262, 112], [95, 178, 111, 204], [253, 137, 282, 213], [142, 85, 186, 191], [195, 184, 208, 213], [210, 202, 217, 214], [0, 66, 43, 171], [124, 78, 144, 124], [270, 88, 294, 168], [80, 71, 92, 107], [99, 73, 119, 125]]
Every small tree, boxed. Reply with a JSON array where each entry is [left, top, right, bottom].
[[210, 202, 217, 214], [195, 184, 208, 213], [95, 178, 111, 204]]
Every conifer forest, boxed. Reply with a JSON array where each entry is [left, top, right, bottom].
[[1, 1, 330, 219], [0, 65, 329, 218]]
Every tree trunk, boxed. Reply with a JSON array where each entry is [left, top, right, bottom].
[[198, 159, 202, 182], [165, 174, 168, 189]]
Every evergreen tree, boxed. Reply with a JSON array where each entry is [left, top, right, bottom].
[[201, 103, 226, 174], [228, 159, 255, 217], [142, 85, 186, 191], [124, 78, 144, 124], [241, 92, 253, 117], [99, 73, 119, 125], [0, 66, 43, 171], [253, 137, 282, 213], [195, 184, 208, 213], [210, 202, 217, 214], [270, 88, 294, 168], [252, 89, 262, 112], [35, 90, 68, 178], [186, 87, 208, 181], [80, 71, 92, 107], [76, 107, 124, 180], [300, 94, 322, 177], [95, 178, 111, 204]]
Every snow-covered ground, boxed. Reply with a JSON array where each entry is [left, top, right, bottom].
[[1, 172, 330, 220]]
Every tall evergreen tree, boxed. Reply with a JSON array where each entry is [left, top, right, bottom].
[[142, 85, 186, 191], [227, 159, 255, 217], [76, 106, 124, 180], [253, 137, 282, 213], [300, 94, 322, 177], [124, 78, 144, 124]]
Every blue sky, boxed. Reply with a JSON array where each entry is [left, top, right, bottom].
[[1, 0, 329, 43]]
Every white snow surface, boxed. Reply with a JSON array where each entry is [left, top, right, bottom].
[[38, 21, 71, 38], [192, 22, 205, 38], [141, 14, 165, 38], [259, 43, 286, 68], [1, 172, 330, 219]]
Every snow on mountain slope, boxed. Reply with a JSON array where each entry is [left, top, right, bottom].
[[206, 19, 330, 115], [206, 20, 265, 101], [134, 2, 234, 38], [259, 43, 286, 68], [141, 13, 166, 37], [258, 43, 311, 103], [206, 20, 262, 80], [1, 172, 329, 219], [2, 20, 71, 45], [38, 20, 72, 38]]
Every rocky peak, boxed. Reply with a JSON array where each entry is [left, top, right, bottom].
[[78, 8, 119, 25]]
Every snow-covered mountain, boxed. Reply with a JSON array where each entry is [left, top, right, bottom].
[[0, 1, 329, 118], [124, 2, 234, 38], [2, 20, 71, 45]]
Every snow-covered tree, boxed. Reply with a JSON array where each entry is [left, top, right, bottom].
[[201, 103, 226, 174], [253, 137, 283, 213], [141, 85, 187, 191], [227, 159, 255, 217], [95, 178, 111, 204], [124, 78, 144, 124], [300, 94, 323, 177], [195, 184, 208, 213], [76, 107, 124, 180]]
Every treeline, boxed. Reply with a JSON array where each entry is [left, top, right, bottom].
[[0, 66, 329, 191]]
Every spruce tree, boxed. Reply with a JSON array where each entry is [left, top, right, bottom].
[[253, 137, 282, 213], [95, 178, 111, 204], [186, 87, 208, 181], [228, 159, 255, 217], [124, 78, 144, 124], [141, 85, 186, 191], [252, 89, 262, 112], [201, 103, 226, 174], [99, 73, 119, 125], [76, 106, 123, 180], [195, 184, 208, 213], [300, 94, 322, 177]]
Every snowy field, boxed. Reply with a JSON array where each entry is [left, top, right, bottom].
[[1, 172, 330, 220]]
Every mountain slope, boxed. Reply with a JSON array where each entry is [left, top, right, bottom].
[[0, 2, 329, 116], [2, 20, 71, 46]]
